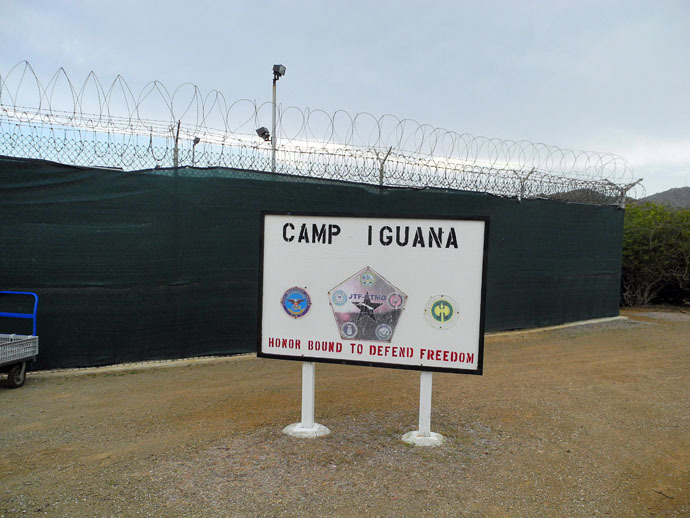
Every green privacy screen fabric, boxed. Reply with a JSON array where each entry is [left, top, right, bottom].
[[0, 156, 623, 369]]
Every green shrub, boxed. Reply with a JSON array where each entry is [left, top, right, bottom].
[[621, 203, 690, 306]]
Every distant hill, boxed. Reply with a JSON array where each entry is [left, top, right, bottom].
[[639, 187, 690, 209]]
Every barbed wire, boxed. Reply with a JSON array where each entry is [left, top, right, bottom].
[[0, 61, 643, 204]]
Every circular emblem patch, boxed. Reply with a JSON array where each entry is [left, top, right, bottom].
[[341, 321, 358, 339], [375, 323, 393, 341], [360, 271, 375, 287], [331, 290, 348, 306], [424, 295, 459, 329], [387, 291, 405, 310], [281, 287, 311, 318]]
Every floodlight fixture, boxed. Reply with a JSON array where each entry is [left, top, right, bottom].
[[273, 64, 286, 81], [256, 127, 271, 141], [191, 136, 201, 166]]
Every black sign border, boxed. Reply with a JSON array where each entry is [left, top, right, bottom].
[[257, 211, 489, 375]]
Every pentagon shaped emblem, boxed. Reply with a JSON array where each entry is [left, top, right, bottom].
[[328, 266, 407, 342]]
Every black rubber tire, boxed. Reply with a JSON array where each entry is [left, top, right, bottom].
[[6, 363, 26, 389]]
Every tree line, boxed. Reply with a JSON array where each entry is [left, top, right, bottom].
[[621, 203, 690, 306]]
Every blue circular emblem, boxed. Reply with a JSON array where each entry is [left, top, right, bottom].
[[375, 323, 393, 341], [341, 321, 358, 339], [281, 287, 311, 318], [331, 290, 348, 306]]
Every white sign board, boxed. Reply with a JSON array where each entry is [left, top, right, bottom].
[[258, 213, 489, 374]]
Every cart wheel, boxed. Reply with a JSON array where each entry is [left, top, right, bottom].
[[6, 363, 26, 389]]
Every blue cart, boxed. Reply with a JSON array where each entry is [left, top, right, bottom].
[[0, 291, 39, 388]]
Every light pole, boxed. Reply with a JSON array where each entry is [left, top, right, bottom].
[[271, 64, 286, 173]]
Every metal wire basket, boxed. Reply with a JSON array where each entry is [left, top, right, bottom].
[[0, 334, 39, 366]]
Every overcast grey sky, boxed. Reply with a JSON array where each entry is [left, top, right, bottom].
[[1, 0, 688, 194]]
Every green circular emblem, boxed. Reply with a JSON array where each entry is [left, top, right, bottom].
[[430, 299, 454, 323], [424, 295, 459, 330]]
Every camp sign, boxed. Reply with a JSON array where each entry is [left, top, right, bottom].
[[257, 213, 489, 374]]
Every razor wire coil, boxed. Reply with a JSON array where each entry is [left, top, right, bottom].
[[0, 61, 642, 204]]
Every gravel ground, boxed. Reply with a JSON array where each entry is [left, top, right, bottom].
[[1, 308, 688, 517]]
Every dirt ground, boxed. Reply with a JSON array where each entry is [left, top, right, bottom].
[[1, 308, 688, 517]]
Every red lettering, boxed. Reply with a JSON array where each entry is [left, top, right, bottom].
[[369, 345, 377, 355], [419, 349, 426, 359], [443, 350, 448, 362], [267, 338, 302, 349], [467, 353, 475, 364], [426, 349, 434, 360]]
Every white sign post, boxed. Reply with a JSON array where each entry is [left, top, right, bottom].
[[258, 213, 489, 444], [282, 361, 330, 438], [401, 371, 444, 446]]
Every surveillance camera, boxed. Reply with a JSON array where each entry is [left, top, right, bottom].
[[193, 137, 200, 146], [256, 127, 271, 141], [273, 64, 286, 78]]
